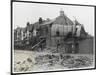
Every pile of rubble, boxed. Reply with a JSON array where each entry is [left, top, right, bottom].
[[61, 55, 93, 68], [14, 54, 93, 72], [14, 58, 34, 72], [35, 54, 93, 68], [35, 54, 59, 66]]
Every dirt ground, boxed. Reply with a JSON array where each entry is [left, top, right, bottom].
[[13, 49, 95, 73]]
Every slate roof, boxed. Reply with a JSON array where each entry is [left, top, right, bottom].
[[53, 11, 73, 25]]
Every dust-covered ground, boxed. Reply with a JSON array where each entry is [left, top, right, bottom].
[[13, 49, 95, 73]]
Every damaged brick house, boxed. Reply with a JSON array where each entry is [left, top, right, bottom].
[[14, 10, 94, 54]]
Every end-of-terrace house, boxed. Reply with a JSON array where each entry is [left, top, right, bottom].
[[37, 10, 93, 54]]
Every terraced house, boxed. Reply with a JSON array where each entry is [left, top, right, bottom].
[[14, 10, 94, 54]]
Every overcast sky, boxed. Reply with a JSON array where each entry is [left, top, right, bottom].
[[13, 2, 95, 36]]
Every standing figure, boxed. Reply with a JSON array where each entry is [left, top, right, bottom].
[[56, 40, 60, 52]]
